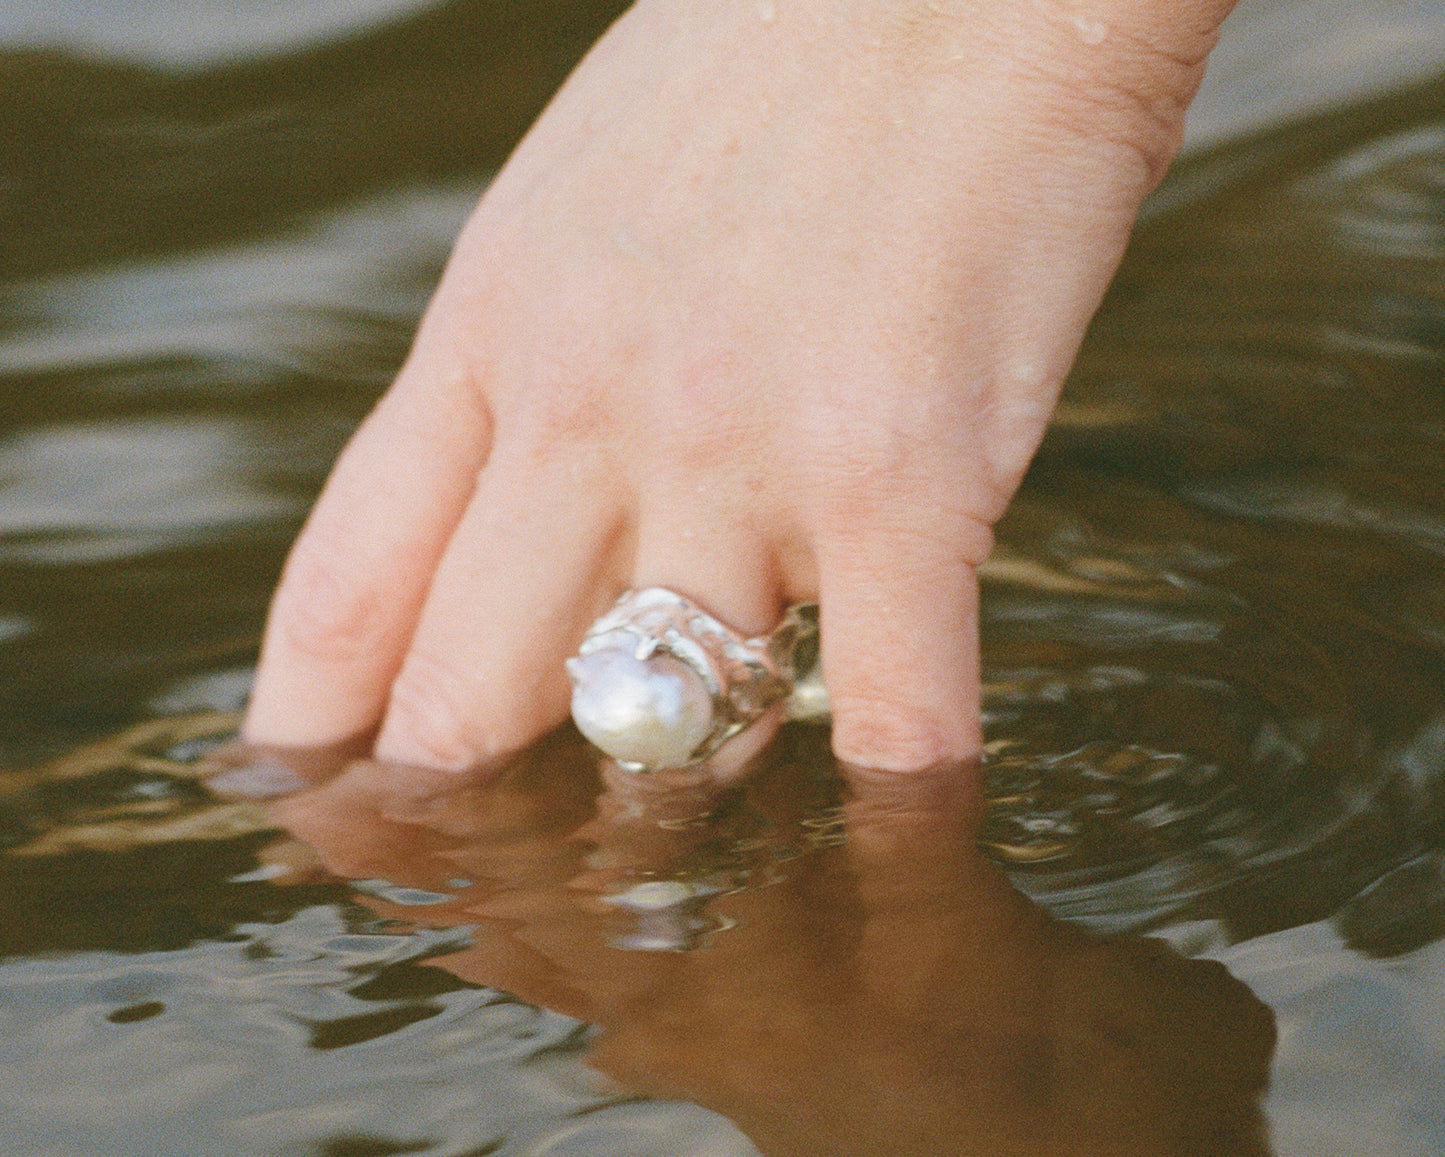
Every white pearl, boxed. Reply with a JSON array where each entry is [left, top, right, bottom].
[[566, 648, 716, 768]]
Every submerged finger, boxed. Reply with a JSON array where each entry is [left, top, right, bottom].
[[816, 504, 991, 774]]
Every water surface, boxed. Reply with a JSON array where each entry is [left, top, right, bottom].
[[3, 2, 1445, 1154]]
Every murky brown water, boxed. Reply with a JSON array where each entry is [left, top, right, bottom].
[[3, 2, 1445, 1154]]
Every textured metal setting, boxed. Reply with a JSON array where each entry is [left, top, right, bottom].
[[570, 588, 821, 771]]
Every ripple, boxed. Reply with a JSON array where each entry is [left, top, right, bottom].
[[0, 0, 437, 68], [517, 1100, 758, 1157], [1301, 123, 1445, 259], [0, 416, 300, 564]]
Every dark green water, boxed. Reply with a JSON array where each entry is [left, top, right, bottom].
[[3, 2, 1445, 1154]]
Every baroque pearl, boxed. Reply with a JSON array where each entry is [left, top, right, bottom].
[[566, 647, 716, 768]]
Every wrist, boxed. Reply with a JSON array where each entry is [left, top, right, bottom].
[[846, 0, 1238, 184]]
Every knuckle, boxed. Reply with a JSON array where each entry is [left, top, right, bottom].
[[522, 380, 613, 461], [658, 409, 756, 479], [380, 652, 484, 770], [656, 355, 766, 472], [810, 429, 918, 529], [817, 485, 997, 573], [272, 537, 387, 665], [506, 345, 628, 468]]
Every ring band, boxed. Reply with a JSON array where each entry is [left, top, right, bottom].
[[567, 588, 819, 772]]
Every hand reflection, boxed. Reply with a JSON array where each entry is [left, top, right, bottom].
[[258, 734, 1275, 1157]]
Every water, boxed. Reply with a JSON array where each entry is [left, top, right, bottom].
[[4, 2, 1445, 1154]]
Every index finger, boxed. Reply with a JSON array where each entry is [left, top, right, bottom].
[[244, 351, 492, 749]]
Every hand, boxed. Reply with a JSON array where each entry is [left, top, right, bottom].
[[264, 742, 1276, 1157], [244, 0, 1236, 773]]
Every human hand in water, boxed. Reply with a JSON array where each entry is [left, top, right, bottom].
[[263, 744, 1275, 1157], [244, 0, 1236, 773]]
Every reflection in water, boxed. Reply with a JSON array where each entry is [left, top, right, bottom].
[[255, 736, 1276, 1157], [1, 0, 1444, 1154]]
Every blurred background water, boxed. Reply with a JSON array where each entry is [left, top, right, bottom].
[[3, 1, 1445, 1154]]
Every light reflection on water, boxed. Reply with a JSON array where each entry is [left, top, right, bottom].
[[0, 184, 470, 381], [0, 416, 299, 563], [2, 1, 1445, 1155], [0, 0, 436, 68]]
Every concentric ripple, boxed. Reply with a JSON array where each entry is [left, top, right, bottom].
[[973, 81, 1445, 932]]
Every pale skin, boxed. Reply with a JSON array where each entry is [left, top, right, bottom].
[[243, 0, 1239, 775]]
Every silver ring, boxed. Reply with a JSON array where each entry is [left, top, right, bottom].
[[566, 588, 821, 772]]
